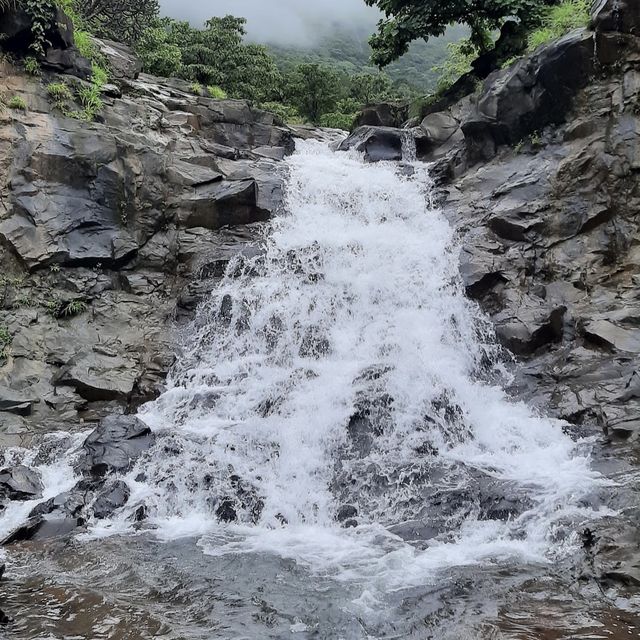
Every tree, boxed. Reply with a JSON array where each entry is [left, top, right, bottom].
[[350, 72, 393, 105], [364, 0, 551, 73], [286, 63, 342, 124], [137, 16, 281, 103], [136, 22, 182, 78], [73, 0, 160, 44]]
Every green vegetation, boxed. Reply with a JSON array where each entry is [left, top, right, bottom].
[[363, 0, 586, 77], [8, 95, 27, 110], [47, 81, 72, 101], [5, 0, 593, 129], [45, 297, 87, 318], [0, 325, 11, 363], [24, 55, 40, 75], [527, 0, 590, 51], [207, 85, 227, 100]]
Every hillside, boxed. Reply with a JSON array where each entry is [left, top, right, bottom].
[[267, 25, 468, 94]]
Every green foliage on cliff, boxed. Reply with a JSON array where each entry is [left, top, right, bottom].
[[527, 0, 591, 51]]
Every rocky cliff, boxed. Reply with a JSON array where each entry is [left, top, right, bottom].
[[0, 28, 297, 441]]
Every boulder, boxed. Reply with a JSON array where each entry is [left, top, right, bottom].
[[463, 30, 596, 162], [338, 126, 406, 162], [76, 415, 155, 477], [592, 0, 640, 35], [0, 466, 43, 501], [91, 38, 142, 80], [421, 112, 460, 146], [92, 480, 130, 519]]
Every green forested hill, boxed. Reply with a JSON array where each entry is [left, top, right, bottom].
[[266, 25, 468, 95]]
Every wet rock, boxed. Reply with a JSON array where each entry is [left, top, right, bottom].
[[1, 516, 44, 544], [0, 466, 43, 501], [0, 386, 35, 416], [76, 415, 155, 477], [0, 5, 73, 54], [215, 497, 237, 523], [175, 180, 270, 230], [338, 126, 404, 162], [92, 480, 130, 519], [494, 306, 567, 356], [388, 520, 440, 545], [336, 504, 358, 522], [0, 608, 9, 625], [592, 0, 640, 35], [29, 487, 87, 519]]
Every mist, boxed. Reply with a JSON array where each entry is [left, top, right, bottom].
[[159, 0, 380, 47]]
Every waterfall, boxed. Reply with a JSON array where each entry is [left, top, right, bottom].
[[100, 141, 598, 601]]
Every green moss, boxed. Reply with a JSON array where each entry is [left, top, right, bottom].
[[190, 82, 202, 95]]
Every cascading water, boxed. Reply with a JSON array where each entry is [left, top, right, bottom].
[[91, 141, 601, 602], [1, 140, 609, 637]]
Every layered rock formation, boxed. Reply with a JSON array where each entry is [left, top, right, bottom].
[[0, 35, 293, 441]]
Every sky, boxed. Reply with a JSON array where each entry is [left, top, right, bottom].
[[159, 0, 380, 46]]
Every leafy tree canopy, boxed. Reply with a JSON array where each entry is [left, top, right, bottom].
[[364, 0, 554, 69], [73, 0, 160, 44]]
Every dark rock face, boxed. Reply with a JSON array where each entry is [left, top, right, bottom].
[[463, 30, 595, 163], [409, 0, 640, 595], [92, 480, 130, 519], [76, 415, 155, 476], [338, 126, 406, 162], [92, 38, 142, 80], [0, 5, 73, 54], [0, 49, 291, 430]]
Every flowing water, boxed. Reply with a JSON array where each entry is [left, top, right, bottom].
[[1, 141, 638, 639]]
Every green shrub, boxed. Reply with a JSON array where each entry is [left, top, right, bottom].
[[527, 0, 590, 51], [319, 111, 356, 131], [77, 84, 102, 113], [190, 82, 202, 95], [47, 81, 72, 101], [8, 95, 27, 110], [24, 56, 40, 75], [207, 85, 227, 100]]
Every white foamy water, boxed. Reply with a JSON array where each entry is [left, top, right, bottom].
[[94, 141, 600, 601]]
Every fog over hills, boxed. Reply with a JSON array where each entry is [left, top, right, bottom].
[[159, 0, 380, 46]]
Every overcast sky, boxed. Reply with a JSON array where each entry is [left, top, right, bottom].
[[159, 0, 380, 46]]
